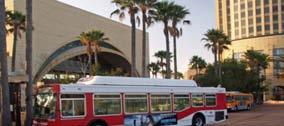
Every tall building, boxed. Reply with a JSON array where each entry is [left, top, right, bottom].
[[216, 0, 284, 100]]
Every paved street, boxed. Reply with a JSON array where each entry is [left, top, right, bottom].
[[215, 103, 284, 126]]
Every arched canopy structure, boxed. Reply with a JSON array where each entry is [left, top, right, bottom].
[[34, 40, 132, 82]]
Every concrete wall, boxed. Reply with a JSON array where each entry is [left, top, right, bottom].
[[7, 0, 149, 78]]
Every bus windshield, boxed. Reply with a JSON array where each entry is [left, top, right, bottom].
[[34, 88, 56, 119]]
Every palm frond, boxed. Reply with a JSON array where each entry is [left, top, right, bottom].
[[110, 9, 120, 18]]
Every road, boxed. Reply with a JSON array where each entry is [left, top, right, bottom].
[[214, 103, 284, 126]]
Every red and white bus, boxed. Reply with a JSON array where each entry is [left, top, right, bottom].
[[33, 76, 227, 126]]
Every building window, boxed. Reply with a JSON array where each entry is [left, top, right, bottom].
[[256, 8, 261, 15], [241, 12, 246, 18], [265, 24, 271, 33], [273, 0, 278, 4], [234, 0, 238, 4], [61, 94, 85, 117], [248, 18, 253, 25], [264, 0, 270, 5], [248, 1, 253, 8], [273, 48, 284, 76], [125, 95, 148, 113], [235, 21, 239, 27], [234, 5, 239, 12], [241, 4, 245, 10], [273, 23, 279, 33], [241, 20, 246, 27], [174, 94, 190, 111], [265, 16, 270, 23], [257, 25, 262, 33], [256, 17, 262, 23], [273, 15, 279, 22], [264, 7, 270, 13], [234, 52, 244, 61], [273, 6, 279, 13], [248, 10, 253, 17], [249, 27, 254, 34], [235, 29, 239, 36], [151, 94, 171, 112], [94, 94, 121, 115], [242, 28, 246, 35], [234, 13, 239, 20], [256, 0, 261, 6]]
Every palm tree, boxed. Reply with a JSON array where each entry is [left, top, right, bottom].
[[169, 5, 190, 79], [136, 0, 157, 77], [25, 0, 33, 125], [78, 30, 109, 74], [111, 0, 139, 77], [154, 50, 173, 78], [176, 72, 184, 79], [189, 55, 207, 76], [154, 50, 167, 71], [0, 1, 12, 125], [151, 1, 175, 78], [6, 11, 26, 72], [148, 62, 160, 78], [78, 32, 92, 72], [217, 35, 231, 81], [202, 29, 225, 77]]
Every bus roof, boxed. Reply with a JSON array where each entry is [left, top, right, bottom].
[[54, 76, 226, 93], [76, 76, 198, 87], [60, 84, 226, 94]]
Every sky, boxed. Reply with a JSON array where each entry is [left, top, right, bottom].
[[58, 0, 216, 73]]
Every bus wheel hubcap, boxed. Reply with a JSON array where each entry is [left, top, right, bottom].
[[196, 118, 203, 126]]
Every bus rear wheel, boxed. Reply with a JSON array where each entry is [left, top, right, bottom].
[[247, 105, 251, 110], [192, 114, 205, 126]]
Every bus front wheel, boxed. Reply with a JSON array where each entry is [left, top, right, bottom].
[[192, 114, 205, 126]]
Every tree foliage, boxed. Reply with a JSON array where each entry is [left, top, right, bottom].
[[196, 52, 269, 97]]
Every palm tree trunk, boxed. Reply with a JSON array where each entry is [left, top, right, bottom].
[[218, 52, 222, 83], [11, 27, 18, 72], [163, 21, 171, 79], [142, 12, 147, 77], [173, 35, 177, 79], [214, 51, 218, 77], [130, 12, 136, 77], [88, 54, 92, 74], [25, 0, 33, 125], [195, 66, 198, 77], [0, 1, 12, 125], [94, 49, 98, 66]]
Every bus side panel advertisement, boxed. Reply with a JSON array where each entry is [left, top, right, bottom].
[[124, 113, 177, 126]]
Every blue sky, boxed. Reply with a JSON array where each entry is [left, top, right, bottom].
[[58, 0, 216, 73]]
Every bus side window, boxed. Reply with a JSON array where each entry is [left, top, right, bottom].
[[205, 94, 216, 106], [60, 94, 85, 117], [151, 94, 171, 112], [125, 94, 148, 114], [94, 94, 121, 115], [174, 94, 190, 111], [192, 94, 204, 107]]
